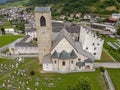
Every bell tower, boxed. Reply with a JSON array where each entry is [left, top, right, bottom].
[[34, 7, 52, 64]]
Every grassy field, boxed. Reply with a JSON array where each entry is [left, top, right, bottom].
[[0, 58, 107, 90], [96, 50, 114, 62], [0, 35, 23, 48], [0, 0, 28, 8], [100, 35, 120, 61], [107, 69, 120, 90]]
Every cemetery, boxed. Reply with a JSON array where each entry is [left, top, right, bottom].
[[0, 58, 106, 90]]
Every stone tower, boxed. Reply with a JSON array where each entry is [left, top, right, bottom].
[[34, 7, 52, 64]]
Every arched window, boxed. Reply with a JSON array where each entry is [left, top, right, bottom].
[[55, 60, 56, 64], [62, 61, 65, 66], [40, 16, 46, 26], [71, 60, 73, 64], [78, 58, 81, 61]]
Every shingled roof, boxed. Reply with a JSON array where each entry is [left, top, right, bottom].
[[51, 28, 77, 51], [15, 43, 37, 47], [19, 35, 30, 43], [52, 28, 94, 61], [42, 54, 52, 63], [51, 50, 77, 60], [76, 62, 85, 67], [52, 50, 59, 59], [52, 21, 80, 33], [25, 28, 36, 32], [85, 59, 93, 63], [34, 7, 50, 13], [70, 50, 77, 59], [59, 50, 70, 60]]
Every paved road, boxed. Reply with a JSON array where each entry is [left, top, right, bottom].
[[94, 62, 120, 68], [9, 54, 39, 58]]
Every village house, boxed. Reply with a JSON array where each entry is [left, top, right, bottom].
[[91, 23, 116, 33], [5, 28, 15, 34], [112, 13, 120, 20]]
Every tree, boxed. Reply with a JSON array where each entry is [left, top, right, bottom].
[[1, 27, 5, 34], [117, 27, 120, 35], [99, 66, 105, 73], [67, 78, 91, 90]]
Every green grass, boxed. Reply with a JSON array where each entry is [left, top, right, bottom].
[[0, 35, 23, 48], [0, 58, 107, 90], [107, 69, 120, 90], [100, 35, 120, 61], [96, 50, 114, 62], [0, 0, 29, 8]]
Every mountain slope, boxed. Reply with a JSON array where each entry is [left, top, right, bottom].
[[28, 0, 120, 16]]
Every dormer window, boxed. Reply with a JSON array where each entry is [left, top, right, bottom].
[[40, 16, 46, 26]]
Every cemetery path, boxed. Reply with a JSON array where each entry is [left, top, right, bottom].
[[94, 62, 120, 68], [103, 49, 116, 62], [0, 60, 36, 81]]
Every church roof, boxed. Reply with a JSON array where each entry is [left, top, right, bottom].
[[19, 35, 30, 43], [59, 50, 70, 60], [52, 21, 80, 33], [15, 43, 37, 47], [51, 28, 77, 51], [52, 50, 59, 59], [34, 7, 50, 13], [25, 28, 36, 32], [70, 50, 78, 59], [52, 50, 77, 60], [75, 42, 94, 61], [52, 28, 94, 61], [42, 54, 52, 63], [76, 62, 85, 67], [85, 59, 93, 63]]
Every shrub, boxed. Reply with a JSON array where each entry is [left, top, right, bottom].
[[99, 67, 105, 72]]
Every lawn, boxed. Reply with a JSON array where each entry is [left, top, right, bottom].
[[96, 50, 114, 62], [0, 58, 107, 90], [0, 0, 29, 8], [100, 35, 120, 61], [107, 69, 120, 90], [0, 35, 23, 48]]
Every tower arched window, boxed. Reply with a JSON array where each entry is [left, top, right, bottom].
[[40, 16, 46, 26]]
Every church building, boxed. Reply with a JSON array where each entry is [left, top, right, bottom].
[[34, 7, 104, 73]]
